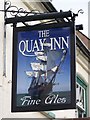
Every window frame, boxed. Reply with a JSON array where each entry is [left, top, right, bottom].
[[76, 75, 87, 118]]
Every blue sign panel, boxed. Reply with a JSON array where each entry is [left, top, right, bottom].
[[12, 22, 76, 112]]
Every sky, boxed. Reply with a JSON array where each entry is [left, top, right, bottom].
[[52, 0, 89, 37]]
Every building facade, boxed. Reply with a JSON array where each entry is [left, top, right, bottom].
[[0, 0, 90, 119], [76, 31, 90, 118]]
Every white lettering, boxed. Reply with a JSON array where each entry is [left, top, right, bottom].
[[19, 40, 26, 55], [19, 36, 69, 56], [38, 30, 50, 38], [32, 40, 40, 52], [45, 94, 56, 104], [61, 36, 69, 49], [45, 94, 67, 104], [21, 96, 41, 106], [26, 40, 33, 52], [39, 38, 46, 51]]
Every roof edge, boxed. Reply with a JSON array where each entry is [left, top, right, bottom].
[[76, 36, 90, 60], [77, 30, 90, 41]]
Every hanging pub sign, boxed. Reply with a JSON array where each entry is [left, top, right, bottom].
[[12, 22, 76, 112]]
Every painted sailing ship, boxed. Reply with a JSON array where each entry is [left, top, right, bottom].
[[26, 43, 67, 99]]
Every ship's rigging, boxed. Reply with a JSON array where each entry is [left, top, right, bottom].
[[26, 45, 67, 98]]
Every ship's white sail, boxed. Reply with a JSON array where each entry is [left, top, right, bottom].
[[51, 66, 58, 72], [26, 71, 33, 77], [36, 55, 47, 62], [26, 71, 39, 77], [31, 63, 41, 71], [34, 51, 44, 56], [43, 42, 51, 47], [31, 62, 47, 71]]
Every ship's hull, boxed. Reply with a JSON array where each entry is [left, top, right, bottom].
[[28, 81, 53, 99]]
